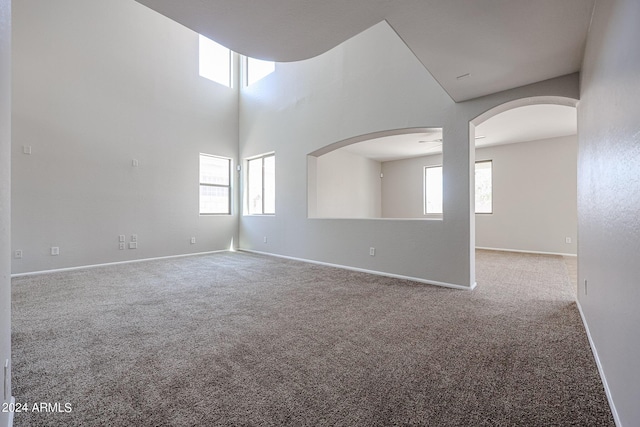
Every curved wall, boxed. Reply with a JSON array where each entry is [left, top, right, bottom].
[[239, 21, 579, 288]]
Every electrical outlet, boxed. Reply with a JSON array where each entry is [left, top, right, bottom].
[[129, 242, 137, 249], [119, 243, 125, 250], [14, 250, 23, 259], [119, 235, 126, 243], [369, 247, 375, 256], [263, 237, 267, 243], [131, 234, 137, 242], [190, 237, 196, 244], [51, 247, 59, 256], [565, 237, 572, 244]]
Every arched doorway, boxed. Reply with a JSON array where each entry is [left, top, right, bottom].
[[470, 96, 579, 293]]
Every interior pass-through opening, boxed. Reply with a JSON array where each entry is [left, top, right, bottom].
[[307, 127, 444, 219]]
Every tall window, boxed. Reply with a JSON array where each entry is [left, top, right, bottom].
[[199, 35, 232, 87], [200, 154, 231, 215], [247, 154, 275, 215], [246, 57, 275, 86], [475, 160, 493, 214], [424, 165, 443, 214]]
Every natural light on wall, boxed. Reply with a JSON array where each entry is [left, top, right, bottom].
[[199, 34, 232, 87], [246, 57, 275, 86]]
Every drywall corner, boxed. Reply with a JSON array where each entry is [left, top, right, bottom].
[[0, 1, 12, 426]]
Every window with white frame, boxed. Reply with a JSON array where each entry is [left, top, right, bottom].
[[247, 154, 275, 215], [423, 161, 493, 215], [199, 34, 232, 87], [199, 154, 231, 215], [424, 165, 443, 215], [246, 57, 275, 86], [475, 160, 493, 214]]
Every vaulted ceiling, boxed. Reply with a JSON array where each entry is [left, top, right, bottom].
[[135, 0, 595, 101]]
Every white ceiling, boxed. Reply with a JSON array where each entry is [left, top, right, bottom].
[[343, 130, 443, 162], [132, 1, 580, 159], [135, 0, 595, 101], [340, 104, 576, 162], [475, 104, 577, 148]]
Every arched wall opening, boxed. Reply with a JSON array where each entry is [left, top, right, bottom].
[[468, 95, 579, 287], [308, 127, 444, 219]]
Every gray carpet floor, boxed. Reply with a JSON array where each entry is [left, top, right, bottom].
[[11, 250, 614, 426]]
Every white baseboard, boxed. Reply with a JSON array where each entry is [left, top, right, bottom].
[[10, 250, 229, 278], [12, 248, 477, 291], [476, 246, 577, 257], [240, 249, 476, 291], [576, 301, 621, 426]]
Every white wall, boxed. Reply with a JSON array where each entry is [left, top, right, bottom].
[[380, 136, 577, 255], [578, 0, 640, 424], [475, 136, 577, 255], [239, 20, 580, 288], [381, 154, 442, 218], [313, 149, 381, 218], [0, 0, 11, 425], [11, 0, 239, 274]]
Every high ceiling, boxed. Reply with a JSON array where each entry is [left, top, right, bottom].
[[135, 0, 595, 101]]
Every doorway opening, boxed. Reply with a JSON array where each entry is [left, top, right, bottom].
[[470, 97, 578, 294]]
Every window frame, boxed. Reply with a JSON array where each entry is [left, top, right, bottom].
[[422, 161, 493, 216], [423, 164, 444, 216], [246, 153, 275, 216], [199, 154, 232, 216]]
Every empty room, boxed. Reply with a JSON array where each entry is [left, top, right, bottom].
[[1, 0, 639, 426]]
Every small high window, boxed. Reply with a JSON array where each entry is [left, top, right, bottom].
[[200, 154, 231, 215], [247, 154, 275, 215], [246, 57, 275, 86], [199, 35, 232, 87]]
